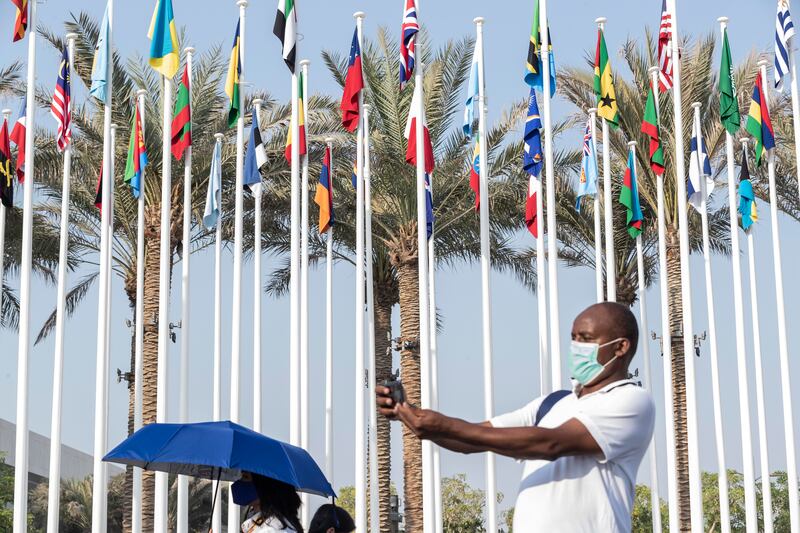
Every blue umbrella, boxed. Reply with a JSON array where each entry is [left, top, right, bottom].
[[103, 420, 334, 498]]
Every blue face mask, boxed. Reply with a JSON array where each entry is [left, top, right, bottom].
[[231, 480, 259, 506], [568, 338, 624, 386]]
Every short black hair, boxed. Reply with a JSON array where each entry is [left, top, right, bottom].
[[308, 504, 356, 533], [582, 302, 639, 358]]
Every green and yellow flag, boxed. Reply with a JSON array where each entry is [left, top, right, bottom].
[[148, 0, 179, 78], [594, 29, 619, 129], [225, 20, 241, 128]]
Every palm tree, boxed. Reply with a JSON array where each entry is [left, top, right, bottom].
[[547, 30, 795, 528]]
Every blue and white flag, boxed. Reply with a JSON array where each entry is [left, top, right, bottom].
[[90, 1, 111, 105], [687, 135, 714, 211], [575, 117, 598, 212], [203, 140, 222, 230], [522, 88, 543, 178], [775, 0, 796, 90], [463, 42, 480, 138], [425, 173, 434, 239], [244, 109, 267, 195]]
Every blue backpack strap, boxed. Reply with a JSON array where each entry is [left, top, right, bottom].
[[534, 389, 571, 426]]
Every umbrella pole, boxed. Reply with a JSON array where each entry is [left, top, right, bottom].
[[208, 468, 222, 533]]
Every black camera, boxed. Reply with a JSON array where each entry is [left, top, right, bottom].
[[381, 376, 406, 406]]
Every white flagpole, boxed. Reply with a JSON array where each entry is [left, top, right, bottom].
[[740, 136, 775, 533], [0, 111, 6, 340], [587, 108, 603, 304], [668, 2, 703, 527], [353, 11, 367, 532], [363, 103, 381, 533], [534, 176, 549, 395], [299, 57, 311, 527], [324, 137, 334, 483], [473, 17, 497, 532], [647, 65, 678, 533], [761, 60, 800, 531], [104, 123, 117, 527], [691, 102, 731, 533], [428, 203, 443, 533], [595, 18, 615, 303], [211, 132, 224, 533], [176, 45, 194, 533], [289, 17, 301, 453], [252, 97, 264, 435], [228, 3, 247, 532], [46, 32, 77, 533], [89, 0, 112, 529], [539, 0, 560, 390], [628, 141, 662, 533], [716, 18, 758, 532]]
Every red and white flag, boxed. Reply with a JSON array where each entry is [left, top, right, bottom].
[[658, 0, 673, 92], [51, 45, 72, 152], [9, 98, 26, 183], [404, 88, 434, 173], [525, 175, 539, 238]]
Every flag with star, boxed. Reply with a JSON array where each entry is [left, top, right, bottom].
[[594, 28, 619, 129]]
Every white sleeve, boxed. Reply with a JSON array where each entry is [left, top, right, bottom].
[[489, 397, 544, 428], [572, 387, 655, 464]]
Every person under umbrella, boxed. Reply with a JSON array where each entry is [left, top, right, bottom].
[[232, 472, 304, 532], [308, 504, 355, 533]]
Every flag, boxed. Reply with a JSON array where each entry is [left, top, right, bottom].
[[719, 28, 741, 135], [9, 98, 26, 183], [341, 27, 364, 133], [90, 1, 111, 105], [425, 173, 434, 239], [226, 21, 242, 128], [51, 45, 72, 152], [738, 147, 757, 231], [657, 0, 674, 92], [0, 117, 12, 208], [124, 104, 148, 198], [523, 88, 543, 178], [171, 64, 192, 160], [400, 0, 419, 89], [285, 72, 307, 163], [469, 138, 480, 211], [315, 145, 334, 233], [525, 176, 539, 238], [619, 150, 643, 238], [746, 73, 776, 166], [203, 140, 222, 230], [463, 41, 479, 137], [775, 0, 795, 90], [641, 83, 665, 175], [94, 162, 104, 209], [244, 109, 267, 195], [351, 162, 358, 189], [524, 0, 556, 96], [274, 0, 297, 73], [405, 88, 435, 173], [576, 117, 598, 212], [687, 135, 714, 211], [148, 0, 179, 78], [11, 0, 27, 42], [594, 29, 619, 129]]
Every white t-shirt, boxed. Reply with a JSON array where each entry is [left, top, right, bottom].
[[490, 379, 655, 533], [241, 512, 298, 533]]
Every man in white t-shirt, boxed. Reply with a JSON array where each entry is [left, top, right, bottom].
[[377, 302, 655, 532]]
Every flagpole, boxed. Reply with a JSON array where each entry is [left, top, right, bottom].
[[428, 200, 443, 533], [289, 17, 301, 454], [252, 97, 264, 436], [131, 87, 148, 533], [716, 19, 758, 532], [89, 0, 112, 529], [353, 12, 368, 533], [45, 32, 77, 533], [104, 122, 117, 527], [787, 13, 800, 203], [228, 3, 248, 532], [668, 2, 704, 527], [691, 101, 731, 533], [324, 137, 335, 484], [534, 175, 549, 395], [472, 17, 497, 532], [176, 45, 194, 533], [0, 111, 6, 357], [211, 132, 224, 533], [587, 108, 603, 304]]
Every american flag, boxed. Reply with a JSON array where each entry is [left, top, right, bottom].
[[658, 0, 673, 92], [399, 0, 419, 89], [51, 45, 71, 152]]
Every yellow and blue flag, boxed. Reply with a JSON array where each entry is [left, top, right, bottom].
[[738, 146, 758, 231], [226, 21, 242, 128], [745, 73, 776, 166], [148, 0, 179, 78]]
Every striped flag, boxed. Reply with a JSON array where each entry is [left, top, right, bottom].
[[641, 83, 665, 175], [284, 72, 307, 163], [738, 147, 758, 231], [525, 176, 539, 238], [94, 162, 104, 209], [9, 98, 26, 183], [341, 27, 364, 133], [657, 0, 674, 92], [524, 0, 556, 96], [745, 73, 776, 166], [171, 64, 192, 160], [11, 0, 27, 42], [404, 88, 434, 173], [575, 117, 598, 212], [51, 45, 72, 152], [523, 88, 543, 238], [124, 103, 148, 198], [203, 140, 222, 230], [315, 145, 334, 233], [399, 0, 419, 89], [226, 21, 242, 128], [594, 29, 620, 128], [244, 109, 267, 195], [619, 150, 643, 238], [274, 0, 297, 73], [775, 0, 795, 90], [90, 1, 111, 105], [0, 117, 12, 208], [148, 0, 179, 79], [425, 173, 434, 239], [687, 135, 714, 211], [469, 138, 480, 211], [463, 41, 479, 137]]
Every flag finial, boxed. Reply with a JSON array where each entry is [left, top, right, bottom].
[[214, 133, 225, 143], [587, 107, 597, 114], [236, 0, 248, 8], [300, 59, 311, 67], [595, 17, 607, 27], [65, 32, 78, 43], [691, 101, 701, 111], [647, 66, 659, 76], [354, 11, 366, 20], [717, 16, 729, 26], [2, 109, 11, 120], [136, 89, 148, 98], [184, 46, 195, 55], [627, 140, 637, 148], [252, 98, 263, 106], [325, 137, 334, 143], [473, 17, 485, 25]]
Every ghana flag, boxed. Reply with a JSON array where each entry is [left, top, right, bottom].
[[619, 149, 643, 238], [594, 28, 619, 129], [225, 21, 241, 128]]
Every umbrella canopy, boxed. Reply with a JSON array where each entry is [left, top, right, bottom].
[[103, 420, 334, 498]]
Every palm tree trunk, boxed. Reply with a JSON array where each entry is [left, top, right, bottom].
[[374, 281, 395, 533], [665, 225, 691, 531], [395, 258, 422, 533], [123, 324, 135, 533]]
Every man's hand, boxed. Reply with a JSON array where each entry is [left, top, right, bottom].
[[395, 403, 444, 440], [376, 385, 399, 420]]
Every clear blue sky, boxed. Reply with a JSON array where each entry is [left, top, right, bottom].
[[0, 0, 797, 519]]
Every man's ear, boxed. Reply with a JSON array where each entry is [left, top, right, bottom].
[[615, 338, 630, 358]]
